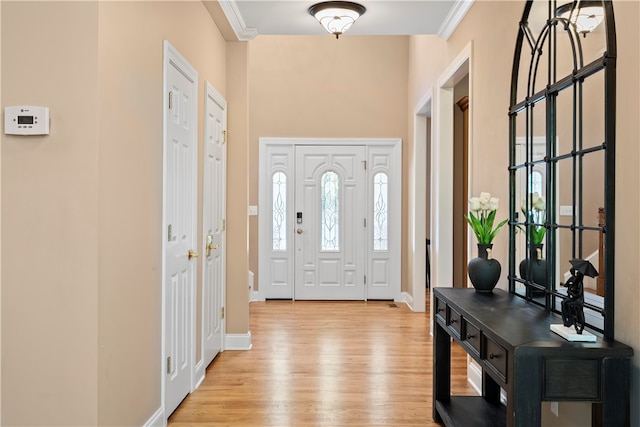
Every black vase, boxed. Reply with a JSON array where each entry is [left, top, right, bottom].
[[519, 243, 548, 294], [468, 244, 501, 292]]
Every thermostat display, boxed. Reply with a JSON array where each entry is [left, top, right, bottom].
[[4, 106, 49, 135], [18, 116, 35, 125]]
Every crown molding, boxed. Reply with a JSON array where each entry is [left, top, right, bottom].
[[219, 0, 258, 41], [437, 0, 474, 40]]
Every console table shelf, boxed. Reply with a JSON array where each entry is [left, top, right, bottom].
[[435, 396, 506, 427], [433, 288, 633, 427]]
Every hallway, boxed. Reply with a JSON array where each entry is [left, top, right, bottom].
[[169, 297, 475, 426]]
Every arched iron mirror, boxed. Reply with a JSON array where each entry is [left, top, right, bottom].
[[508, 0, 616, 338]]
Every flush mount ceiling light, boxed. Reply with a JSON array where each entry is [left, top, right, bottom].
[[557, 1, 604, 37], [308, 1, 366, 39]]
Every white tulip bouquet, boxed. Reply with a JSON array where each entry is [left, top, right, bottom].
[[465, 192, 508, 244]]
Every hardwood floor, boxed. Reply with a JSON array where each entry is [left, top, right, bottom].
[[169, 294, 477, 426]]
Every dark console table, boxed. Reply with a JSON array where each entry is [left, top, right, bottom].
[[433, 288, 633, 427]]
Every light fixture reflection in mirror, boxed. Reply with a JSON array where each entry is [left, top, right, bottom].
[[557, 1, 604, 36], [308, 1, 366, 39]]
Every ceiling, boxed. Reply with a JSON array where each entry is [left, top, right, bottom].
[[219, 0, 475, 40]]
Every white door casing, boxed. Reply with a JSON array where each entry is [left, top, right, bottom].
[[162, 41, 198, 418], [430, 42, 472, 299], [295, 145, 366, 300], [259, 138, 401, 301], [202, 82, 226, 369]]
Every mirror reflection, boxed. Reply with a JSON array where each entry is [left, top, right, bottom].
[[582, 72, 605, 148], [555, 225, 604, 328], [510, 0, 611, 333], [514, 167, 528, 298]]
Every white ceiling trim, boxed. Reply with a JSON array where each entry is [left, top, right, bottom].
[[438, 0, 474, 40], [219, 0, 258, 41], [221, 0, 473, 40]]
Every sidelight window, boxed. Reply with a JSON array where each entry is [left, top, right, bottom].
[[272, 172, 287, 251]]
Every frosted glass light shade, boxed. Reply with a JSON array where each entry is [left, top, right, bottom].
[[308, 1, 366, 39], [557, 1, 604, 35]]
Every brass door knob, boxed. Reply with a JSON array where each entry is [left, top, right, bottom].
[[188, 249, 199, 259], [297, 228, 303, 234]]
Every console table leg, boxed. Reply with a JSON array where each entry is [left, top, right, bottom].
[[433, 322, 451, 422], [512, 354, 542, 427], [599, 357, 631, 427]]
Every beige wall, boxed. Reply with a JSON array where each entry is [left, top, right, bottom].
[[2, 1, 231, 425], [409, 1, 640, 425], [226, 41, 250, 334], [2, 2, 100, 425], [247, 35, 410, 291], [97, 2, 227, 424]]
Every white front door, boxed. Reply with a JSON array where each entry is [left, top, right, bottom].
[[163, 41, 198, 417], [294, 145, 366, 300], [260, 139, 401, 302], [202, 83, 226, 368]]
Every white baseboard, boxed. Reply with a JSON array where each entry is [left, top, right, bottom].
[[250, 291, 264, 302], [225, 332, 252, 350], [402, 291, 415, 311], [193, 359, 205, 391], [143, 406, 165, 427], [468, 358, 483, 395], [467, 358, 507, 404]]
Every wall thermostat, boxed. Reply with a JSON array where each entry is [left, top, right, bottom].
[[4, 106, 50, 136]]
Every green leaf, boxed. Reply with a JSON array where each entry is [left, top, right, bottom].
[[466, 208, 507, 244], [485, 209, 496, 231], [487, 218, 508, 242]]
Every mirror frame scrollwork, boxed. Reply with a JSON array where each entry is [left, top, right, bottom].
[[508, 0, 616, 338]]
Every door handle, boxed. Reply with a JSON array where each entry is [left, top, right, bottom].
[[297, 228, 303, 234], [206, 233, 218, 257], [188, 249, 199, 259]]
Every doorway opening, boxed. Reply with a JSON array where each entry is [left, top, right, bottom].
[[412, 91, 432, 313], [453, 76, 469, 288]]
